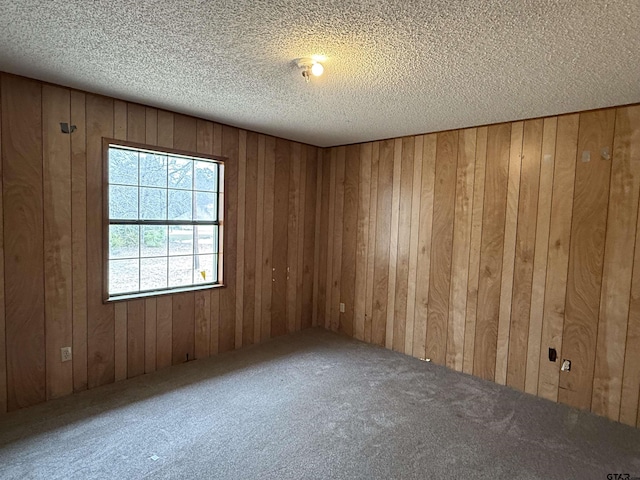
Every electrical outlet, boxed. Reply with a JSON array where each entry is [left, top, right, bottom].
[[61, 346, 72, 362], [339, 303, 345, 313]]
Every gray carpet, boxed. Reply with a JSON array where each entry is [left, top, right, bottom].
[[1, 328, 639, 480]]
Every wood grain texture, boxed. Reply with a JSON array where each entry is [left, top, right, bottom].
[[385, 139, 402, 349], [261, 137, 275, 340], [316, 150, 330, 328], [286, 143, 300, 334], [340, 145, 359, 337], [474, 123, 511, 381], [311, 148, 323, 328], [301, 146, 317, 329], [372, 140, 394, 346], [43, 85, 73, 400], [354, 143, 372, 341], [295, 147, 306, 332], [220, 125, 238, 351], [271, 138, 290, 337], [404, 136, 423, 354], [463, 127, 488, 374], [254, 135, 265, 339], [495, 122, 522, 385], [235, 130, 247, 348], [592, 105, 640, 420], [426, 131, 458, 364], [2, 74, 46, 410], [558, 109, 615, 411], [144, 299, 157, 373], [331, 147, 345, 333], [126, 299, 145, 378], [364, 143, 380, 343], [243, 131, 258, 344], [412, 134, 437, 359], [156, 296, 173, 369], [172, 293, 195, 364], [524, 117, 557, 395], [447, 128, 476, 371], [507, 119, 542, 391], [393, 137, 414, 353], [537, 114, 579, 401], [70, 90, 88, 392], [114, 302, 127, 381], [0, 79, 4, 413]]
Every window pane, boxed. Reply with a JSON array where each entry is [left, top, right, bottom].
[[218, 193, 224, 221], [140, 153, 167, 188], [168, 156, 193, 189], [109, 185, 138, 219], [213, 225, 219, 254], [169, 226, 193, 255], [141, 225, 168, 257], [169, 255, 194, 287], [109, 225, 139, 259], [168, 189, 192, 221], [140, 257, 168, 291], [194, 254, 214, 284], [194, 161, 217, 191], [194, 225, 214, 254], [140, 187, 167, 220], [109, 148, 138, 186], [109, 259, 139, 294], [195, 192, 216, 221]]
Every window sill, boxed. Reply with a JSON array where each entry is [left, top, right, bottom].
[[104, 283, 226, 303]]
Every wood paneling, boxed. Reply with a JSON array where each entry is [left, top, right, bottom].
[[0, 73, 319, 412], [340, 145, 359, 337], [2, 74, 46, 410], [271, 138, 289, 337]]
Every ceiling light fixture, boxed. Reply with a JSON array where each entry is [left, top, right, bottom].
[[296, 57, 324, 83]]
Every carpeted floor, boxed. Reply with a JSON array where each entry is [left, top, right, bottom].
[[1, 327, 639, 479]]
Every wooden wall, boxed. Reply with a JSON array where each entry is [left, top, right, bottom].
[[0, 73, 319, 412], [317, 104, 640, 427]]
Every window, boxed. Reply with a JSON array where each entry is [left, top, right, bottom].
[[104, 139, 224, 301]]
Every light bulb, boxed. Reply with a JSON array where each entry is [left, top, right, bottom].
[[311, 62, 324, 77]]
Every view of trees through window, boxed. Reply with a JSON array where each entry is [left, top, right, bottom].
[[107, 144, 223, 297]]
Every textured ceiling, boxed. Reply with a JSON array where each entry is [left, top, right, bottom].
[[0, 1, 639, 147]]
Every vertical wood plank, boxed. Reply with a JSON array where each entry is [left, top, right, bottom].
[[302, 146, 317, 328], [127, 103, 145, 143], [447, 128, 476, 371], [126, 299, 145, 378], [235, 130, 247, 348], [592, 105, 640, 420], [43, 84, 73, 399], [172, 292, 194, 364], [426, 131, 458, 365], [86, 93, 114, 388], [463, 127, 488, 374], [473, 123, 511, 381], [537, 114, 579, 401], [404, 136, 423, 353], [558, 109, 615, 411], [243, 131, 258, 344], [372, 140, 394, 346], [144, 298, 156, 373], [364, 143, 380, 343], [194, 291, 211, 359], [114, 302, 127, 381], [286, 143, 300, 334], [219, 125, 238, 351], [295, 147, 306, 331], [311, 148, 323, 328], [331, 147, 345, 332], [354, 143, 372, 341], [254, 135, 265, 339], [340, 145, 359, 337], [70, 90, 88, 393], [210, 122, 222, 355], [495, 121, 522, 385], [155, 111, 173, 368], [393, 137, 414, 353], [0, 78, 5, 413], [524, 117, 557, 394], [323, 149, 336, 329], [412, 134, 437, 359], [271, 138, 289, 337], [145, 108, 157, 144], [507, 119, 543, 390], [2, 75, 45, 409], [385, 139, 402, 349], [261, 137, 275, 340]]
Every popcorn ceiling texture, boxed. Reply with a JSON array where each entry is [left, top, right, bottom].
[[0, 0, 638, 147]]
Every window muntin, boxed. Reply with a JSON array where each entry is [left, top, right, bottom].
[[105, 141, 224, 300]]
